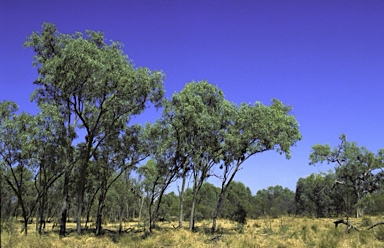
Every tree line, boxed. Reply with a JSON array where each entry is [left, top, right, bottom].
[[1, 23, 383, 238]]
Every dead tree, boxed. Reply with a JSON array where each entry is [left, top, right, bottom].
[[368, 222, 384, 230], [333, 219, 359, 233]]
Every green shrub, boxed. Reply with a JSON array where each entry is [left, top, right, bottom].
[[230, 205, 247, 225]]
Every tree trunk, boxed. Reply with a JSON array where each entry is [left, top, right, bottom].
[[76, 136, 93, 234], [138, 195, 145, 227], [150, 186, 167, 231], [60, 164, 71, 236], [85, 187, 99, 230], [211, 161, 241, 233], [178, 164, 187, 228], [76, 159, 89, 234], [211, 188, 225, 233], [118, 205, 124, 233], [37, 189, 47, 235], [59, 199, 68, 237], [21, 215, 28, 236], [95, 187, 106, 236], [189, 191, 197, 231], [149, 203, 153, 233]]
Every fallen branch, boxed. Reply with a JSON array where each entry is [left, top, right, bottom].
[[368, 222, 384, 230], [123, 227, 134, 233], [333, 219, 359, 233], [204, 234, 223, 243]]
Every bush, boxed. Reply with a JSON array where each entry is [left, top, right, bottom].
[[230, 205, 247, 225]]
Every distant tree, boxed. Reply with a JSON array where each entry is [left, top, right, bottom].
[[104, 170, 136, 233], [24, 23, 164, 234], [195, 183, 219, 220], [254, 185, 295, 219], [356, 191, 384, 215], [221, 181, 253, 220], [295, 173, 337, 217], [158, 191, 179, 220], [0, 168, 16, 224], [309, 134, 384, 218]]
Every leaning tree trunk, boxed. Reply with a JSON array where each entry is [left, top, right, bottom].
[[211, 161, 242, 233], [211, 188, 226, 233], [85, 187, 99, 230], [150, 186, 168, 231]]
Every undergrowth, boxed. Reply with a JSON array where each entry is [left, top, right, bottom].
[[1, 216, 384, 247]]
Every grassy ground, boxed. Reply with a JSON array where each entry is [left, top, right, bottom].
[[2, 216, 384, 247]]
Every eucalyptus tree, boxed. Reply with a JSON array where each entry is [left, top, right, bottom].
[[24, 23, 164, 234], [310, 134, 384, 217], [30, 104, 68, 234], [153, 103, 191, 228], [0, 101, 36, 235], [165, 81, 229, 231], [138, 159, 162, 232], [211, 99, 301, 233], [108, 170, 135, 233], [92, 124, 149, 236], [137, 124, 185, 232]]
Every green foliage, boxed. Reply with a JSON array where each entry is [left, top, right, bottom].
[[23, 22, 165, 234], [230, 205, 247, 226], [295, 173, 339, 217], [3, 23, 304, 237], [222, 181, 253, 218], [211, 98, 301, 232], [254, 185, 295, 218], [309, 134, 384, 217], [357, 192, 384, 215], [0, 102, 37, 234]]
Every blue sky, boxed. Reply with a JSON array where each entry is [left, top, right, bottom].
[[1, 0, 383, 193]]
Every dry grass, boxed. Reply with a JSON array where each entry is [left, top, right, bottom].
[[2, 216, 384, 247]]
